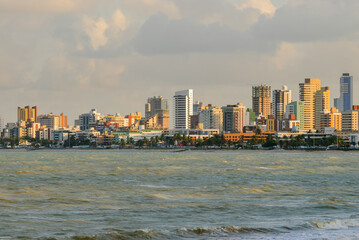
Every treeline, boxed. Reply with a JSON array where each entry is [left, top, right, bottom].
[[0, 133, 349, 149]]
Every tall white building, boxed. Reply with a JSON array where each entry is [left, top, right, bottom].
[[173, 89, 193, 129], [199, 105, 223, 132]]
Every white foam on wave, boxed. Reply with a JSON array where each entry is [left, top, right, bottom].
[[311, 219, 359, 230]]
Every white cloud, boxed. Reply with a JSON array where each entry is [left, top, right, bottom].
[[111, 10, 128, 31], [236, 0, 276, 16], [82, 16, 109, 50]]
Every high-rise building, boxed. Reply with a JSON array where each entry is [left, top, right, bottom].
[[272, 85, 292, 128], [339, 73, 353, 112], [342, 110, 359, 132], [193, 101, 203, 115], [299, 78, 321, 130], [317, 108, 341, 133], [332, 108, 342, 132], [252, 85, 271, 118], [314, 87, 330, 131], [334, 98, 341, 111], [126, 112, 142, 126], [286, 101, 305, 130], [37, 114, 60, 129], [222, 103, 246, 133], [199, 105, 223, 132], [60, 113, 68, 128], [145, 96, 169, 129], [75, 109, 103, 130], [18, 106, 37, 122], [173, 89, 194, 129], [246, 108, 256, 125]]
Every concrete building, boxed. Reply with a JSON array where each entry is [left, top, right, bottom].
[[199, 105, 223, 132], [285, 101, 304, 130], [193, 101, 203, 115], [299, 78, 321, 130], [266, 115, 277, 132], [342, 110, 359, 132], [18, 106, 37, 122], [173, 89, 194, 129], [339, 73, 353, 112], [334, 98, 341, 111], [246, 108, 256, 125], [314, 87, 330, 131], [252, 85, 271, 118], [281, 114, 301, 132], [272, 85, 292, 129], [222, 103, 246, 133], [145, 96, 169, 129], [75, 109, 103, 130], [37, 114, 60, 129]]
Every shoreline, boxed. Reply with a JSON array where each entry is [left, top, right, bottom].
[[0, 148, 358, 153]]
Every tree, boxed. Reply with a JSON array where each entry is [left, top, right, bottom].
[[263, 135, 277, 148], [120, 139, 126, 148]]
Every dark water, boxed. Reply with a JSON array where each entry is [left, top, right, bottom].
[[0, 150, 359, 239]]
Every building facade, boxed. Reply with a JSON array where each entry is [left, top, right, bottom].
[[299, 78, 321, 130], [252, 85, 271, 118], [272, 85, 292, 128], [285, 101, 305, 130], [341, 110, 359, 132], [173, 89, 194, 129], [339, 73, 353, 112], [18, 106, 37, 122], [222, 103, 246, 133], [199, 105, 223, 132], [314, 87, 330, 131], [145, 96, 169, 129]]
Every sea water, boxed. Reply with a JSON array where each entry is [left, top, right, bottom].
[[0, 150, 358, 239]]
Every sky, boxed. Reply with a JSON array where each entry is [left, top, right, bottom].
[[0, 0, 359, 124]]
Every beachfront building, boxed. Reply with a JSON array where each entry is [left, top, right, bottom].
[[18, 106, 37, 122], [341, 110, 359, 132], [222, 103, 246, 133], [145, 96, 169, 129], [75, 109, 104, 130], [299, 78, 321, 130], [272, 85, 292, 129], [285, 101, 304, 130], [314, 87, 330, 131], [252, 85, 271, 118], [173, 89, 194, 129], [199, 104, 223, 132], [339, 73, 353, 112]]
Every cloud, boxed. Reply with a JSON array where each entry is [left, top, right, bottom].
[[253, 0, 359, 43], [0, 0, 93, 13], [236, 0, 276, 16], [111, 10, 128, 31], [133, 13, 263, 55], [82, 16, 109, 50]]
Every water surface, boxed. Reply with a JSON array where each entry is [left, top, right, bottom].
[[0, 150, 358, 239]]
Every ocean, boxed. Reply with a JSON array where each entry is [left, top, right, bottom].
[[0, 150, 358, 239]]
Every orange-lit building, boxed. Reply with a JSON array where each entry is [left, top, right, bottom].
[[18, 106, 37, 122], [60, 113, 68, 128], [223, 132, 275, 144]]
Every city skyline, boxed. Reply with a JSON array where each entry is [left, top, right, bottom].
[[1, 1, 359, 123]]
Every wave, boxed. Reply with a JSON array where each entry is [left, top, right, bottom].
[[311, 219, 359, 230], [34, 220, 359, 240], [177, 226, 274, 235]]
